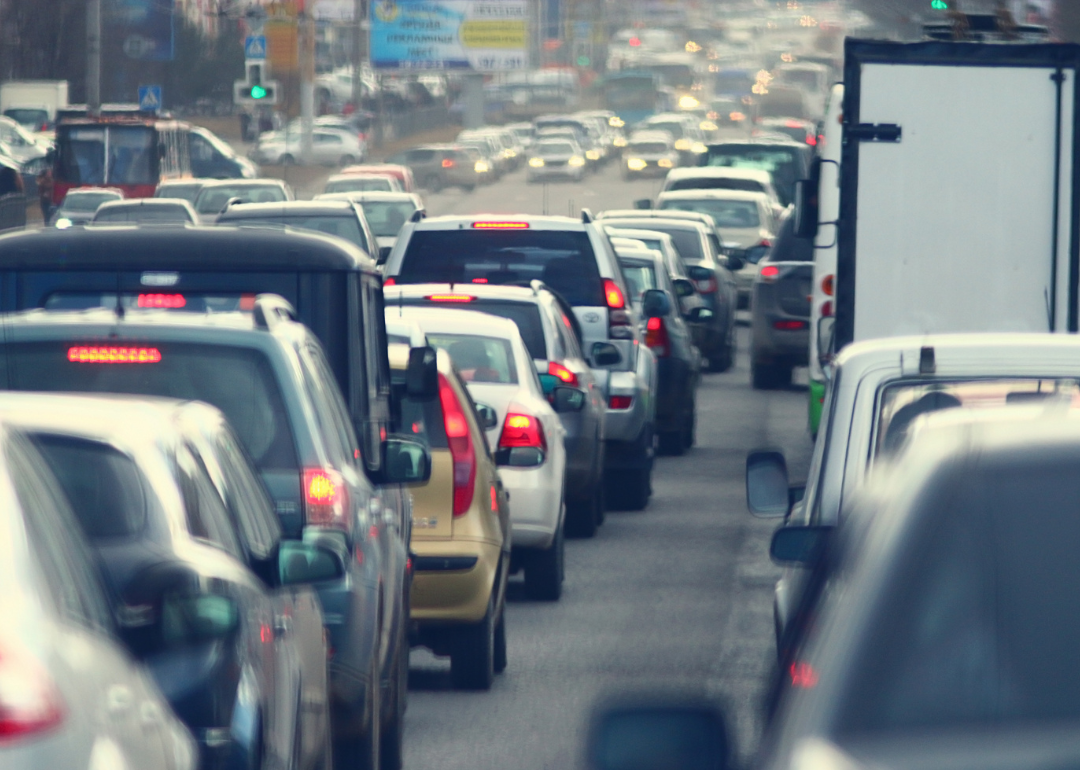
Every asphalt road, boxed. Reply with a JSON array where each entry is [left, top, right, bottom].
[[402, 160, 814, 770]]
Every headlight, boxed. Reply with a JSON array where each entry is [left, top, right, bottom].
[[506, 149, 517, 158], [55, 217, 72, 229], [627, 158, 647, 171], [678, 95, 700, 110], [475, 160, 490, 173], [730, 111, 746, 122], [674, 139, 692, 151], [692, 142, 707, 154], [699, 120, 718, 132], [568, 156, 586, 167], [529, 157, 545, 168], [609, 117, 625, 128], [658, 158, 674, 168], [613, 136, 628, 147], [586, 149, 601, 160]]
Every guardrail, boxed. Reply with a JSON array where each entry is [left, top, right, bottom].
[[0, 194, 27, 232]]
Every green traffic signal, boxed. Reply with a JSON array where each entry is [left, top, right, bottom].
[[931, 0, 948, 8], [251, 84, 268, 99], [576, 55, 590, 67]]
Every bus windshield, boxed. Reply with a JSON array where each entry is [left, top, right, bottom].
[[58, 125, 155, 186]]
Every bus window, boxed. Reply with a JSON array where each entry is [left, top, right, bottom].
[[108, 127, 154, 186], [59, 128, 106, 186]]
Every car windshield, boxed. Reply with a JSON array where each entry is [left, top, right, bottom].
[[61, 192, 120, 212], [398, 229, 605, 306], [93, 206, 191, 223], [155, 184, 203, 203], [360, 201, 418, 237], [325, 177, 394, 193], [704, 146, 806, 205], [33, 435, 148, 540], [660, 198, 760, 228], [195, 185, 286, 214], [618, 260, 658, 301], [646, 122, 685, 139], [630, 142, 670, 154], [425, 334, 518, 384], [226, 215, 366, 251], [537, 142, 576, 155], [0, 342, 298, 471]]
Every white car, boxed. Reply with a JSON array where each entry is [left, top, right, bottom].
[[660, 166, 785, 217], [388, 305, 571, 600], [322, 172, 403, 194], [316, 190, 423, 259], [248, 127, 366, 167]]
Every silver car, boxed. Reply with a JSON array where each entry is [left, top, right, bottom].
[[0, 418, 197, 770]]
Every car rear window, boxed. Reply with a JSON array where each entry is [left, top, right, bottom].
[[425, 334, 518, 384], [360, 201, 417, 238], [195, 185, 286, 214], [398, 229, 604, 306], [609, 222, 703, 262], [660, 198, 760, 228], [404, 299, 547, 359], [325, 177, 394, 193], [0, 342, 298, 471], [629, 142, 670, 154], [223, 215, 367, 252], [33, 435, 148, 540], [93, 206, 192, 224], [617, 259, 658, 302]]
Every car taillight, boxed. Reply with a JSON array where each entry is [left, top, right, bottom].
[[137, 293, 186, 308], [821, 274, 834, 296], [773, 320, 808, 330], [645, 316, 670, 357], [438, 374, 476, 516], [609, 395, 632, 409], [603, 278, 625, 309], [759, 265, 780, 282], [0, 642, 64, 741], [384, 277, 396, 287], [302, 468, 350, 531], [547, 361, 579, 387], [806, 134, 817, 146], [498, 412, 547, 452], [442, 159, 455, 168]]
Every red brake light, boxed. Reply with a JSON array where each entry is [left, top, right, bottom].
[[806, 134, 817, 146], [438, 374, 476, 516], [547, 361, 579, 387], [821, 274, 834, 297], [773, 319, 808, 331], [609, 395, 632, 409], [384, 277, 396, 287], [239, 292, 257, 311], [603, 278, 625, 309], [758, 239, 772, 248], [789, 661, 818, 689], [645, 316, 670, 357], [498, 412, 547, 451], [472, 221, 529, 229], [472, 277, 489, 283], [759, 265, 780, 281], [426, 294, 475, 303], [302, 468, 349, 531], [785, 119, 803, 128], [442, 158, 455, 168], [821, 300, 833, 317], [67, 346, 161, 364], [629, 36, 641, 46], [0, 641, 64, 741], [137, 293, 186, 309]]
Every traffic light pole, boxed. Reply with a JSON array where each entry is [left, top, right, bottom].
[[87, 0, 101, 113], [300, 9, 315, 163]]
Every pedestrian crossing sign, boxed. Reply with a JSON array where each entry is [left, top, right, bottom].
[[245, 36, 268, 60], [138, 85, 162, 112]]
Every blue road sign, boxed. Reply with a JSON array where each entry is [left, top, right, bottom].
[[245, 36, 267, 60], [138, 85, 162, 112]]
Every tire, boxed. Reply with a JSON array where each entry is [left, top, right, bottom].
[[524, 520, 564, 601], [706, 334, 734, 373], [450, 597, 495, 690], [752, 361, 793, 390], [379, 630, 408, 770], [682, 404, 696, 450], [565, 478, 601, 538], [607, 467, 651, 511], [425, 175, 444, 193], [657, 430, 686, 456], [280, 154, 295, 166], [333, 655, 380, 770], [315, 723, 334, 770], [339, 154, 356, 167], [493, 610, 507, 674]]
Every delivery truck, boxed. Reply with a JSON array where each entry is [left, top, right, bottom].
[[0, 80, 69, 131]]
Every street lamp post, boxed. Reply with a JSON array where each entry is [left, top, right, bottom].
[[87, 0, 101, 113]]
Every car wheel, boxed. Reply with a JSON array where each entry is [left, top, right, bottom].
[[751, 360, 793, 390], [339, 154, 356, 167], [493, 609, 507, 674], [565, 480, 600, 538], [333, 655, 380, 770], [425, 175, 444, 193], [379, 629, 408, 770], [524, 517, 564, 601], [609, 469, 651, 511], [682, 403, 696, 450], [657, 430, 686, 456], [280, 154, 295, 166], [450, 596, 495, 690], [707, 332, 734, 372]]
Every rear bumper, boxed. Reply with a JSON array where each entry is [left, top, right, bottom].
[[500, 465, 562, 549], [654, 357, 692, 431], [602, 367, 652, 443], [410, 539, 500, 624], [605, 421, 653, 472], [751, 313, 809, 365]]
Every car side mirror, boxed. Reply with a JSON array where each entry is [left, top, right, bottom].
[[588, 698, 732, 770], [406, 345, 438, 401], [685, 307, 714, 322], [794, 159, 821, 240], [553, 386, 586, 413], [381, 435, 432, 484], [770, 525, 832, 567], [537, 372, 559, 395], [672, 279, 695, 298], [278, 538, 347, 585], [746, 448, 789, 517], [378, 245, 392, 264], [475, 403, 499, 430], [591, 342, 622, 367], [725, 254, 745, 271], [641, 289, 671, 319], [633, 198, 653, 210]]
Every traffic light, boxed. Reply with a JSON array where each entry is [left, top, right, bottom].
[[234, 61, 279, 105], [931, 0, 949, 8]]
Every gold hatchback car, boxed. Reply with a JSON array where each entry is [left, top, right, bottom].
[[390, 345, 510, 690]]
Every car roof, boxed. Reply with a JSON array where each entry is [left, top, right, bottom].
[[386, 282, 551, 306], [318, 191, 420, 204], [615, 247, 665, 265], [597, 210, 715, 229], [96, 198, 192, 209], [390, 306, 523, 339], [408, 214, 587, 232], [627, 131, 675, 143], [0, 224, 376, 271], [603, 227, 676, 243], [217, 200, 357, 217], [665, 167, 772, 182], [198, 178, 288, 189], [707, 138, 804, 149], [326, 173, 397, 183], [658, 189, 769, 202], [65, 187, 123, 197]]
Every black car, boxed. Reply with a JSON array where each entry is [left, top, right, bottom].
[[0, 393, 337, 770], [0, 225, 436, 770], [216, 199, 378, 256], [189, 126, 258, 180]]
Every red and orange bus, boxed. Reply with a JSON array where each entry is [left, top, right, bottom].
[[52, 107, 192, 204]]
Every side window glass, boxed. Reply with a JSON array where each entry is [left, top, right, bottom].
[[309, 343, 362, 463], [176, 446, 244, 559], [216, 430, 281, 561], [8, 435, 113, 632], [299, 346, 351, 466]]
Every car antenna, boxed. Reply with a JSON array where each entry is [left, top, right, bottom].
[[114, 272, 125, 320]]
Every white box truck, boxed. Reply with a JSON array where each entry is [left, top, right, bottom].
[[802, 39, 1080, 363], [0, 80, 69, 131]]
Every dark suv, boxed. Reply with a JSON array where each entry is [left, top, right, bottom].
[[385, 144, 480, 192], [0, 300, 428, 770]]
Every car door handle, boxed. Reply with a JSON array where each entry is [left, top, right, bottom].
[[106, 684, 134, 715]]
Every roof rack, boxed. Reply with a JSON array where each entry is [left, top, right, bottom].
[[253, 294, 298, 330], [581, 208, 593, 223], [410, 209, 426, 223]]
